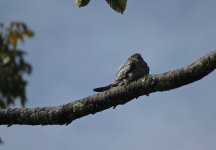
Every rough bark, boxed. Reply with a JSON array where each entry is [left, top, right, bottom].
[[0, 50, 216, 126]]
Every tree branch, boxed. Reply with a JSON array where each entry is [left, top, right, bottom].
[[0, 50, 216, 126]]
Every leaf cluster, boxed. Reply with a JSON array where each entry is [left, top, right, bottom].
[[0, 22, 34, 108], [74, 0, 127, 14]]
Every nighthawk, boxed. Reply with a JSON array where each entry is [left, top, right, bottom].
[[93, 53, 149, 92]]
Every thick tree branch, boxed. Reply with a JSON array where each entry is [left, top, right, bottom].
[[0, 50, 216, 126]]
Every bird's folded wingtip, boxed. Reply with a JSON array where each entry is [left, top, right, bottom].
[[93, 88, 103, 92]]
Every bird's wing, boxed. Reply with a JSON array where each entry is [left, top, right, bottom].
[[115, 60, 135, 83]]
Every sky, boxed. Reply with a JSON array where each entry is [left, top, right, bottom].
[[1, 0, 216, 149]]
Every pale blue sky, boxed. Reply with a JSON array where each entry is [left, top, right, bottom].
[[1, 0, 216, 149]]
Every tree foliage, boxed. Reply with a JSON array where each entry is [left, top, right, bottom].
[[0, 22, 34, 108], [74, 0, 127, 14]]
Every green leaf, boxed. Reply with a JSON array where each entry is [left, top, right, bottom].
[[8, 32, 18, 49], [106, 0, 127, 14], [24, 30, 34, 37], [74, 0, 90, 7]]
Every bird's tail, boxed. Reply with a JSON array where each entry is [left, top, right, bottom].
[[93, 84, 112, 92]]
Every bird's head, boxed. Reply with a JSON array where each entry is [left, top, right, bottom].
[[129, 53, 143, 61]]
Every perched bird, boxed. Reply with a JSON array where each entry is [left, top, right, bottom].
[[93, 53, 149, 92]]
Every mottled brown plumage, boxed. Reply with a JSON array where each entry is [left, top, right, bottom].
[[93, 53, 149, 92]]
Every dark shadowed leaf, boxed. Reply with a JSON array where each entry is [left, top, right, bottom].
[[106, 0, 127, 14], [0, 137, 3, 144], [74, 0, 90, 7]]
